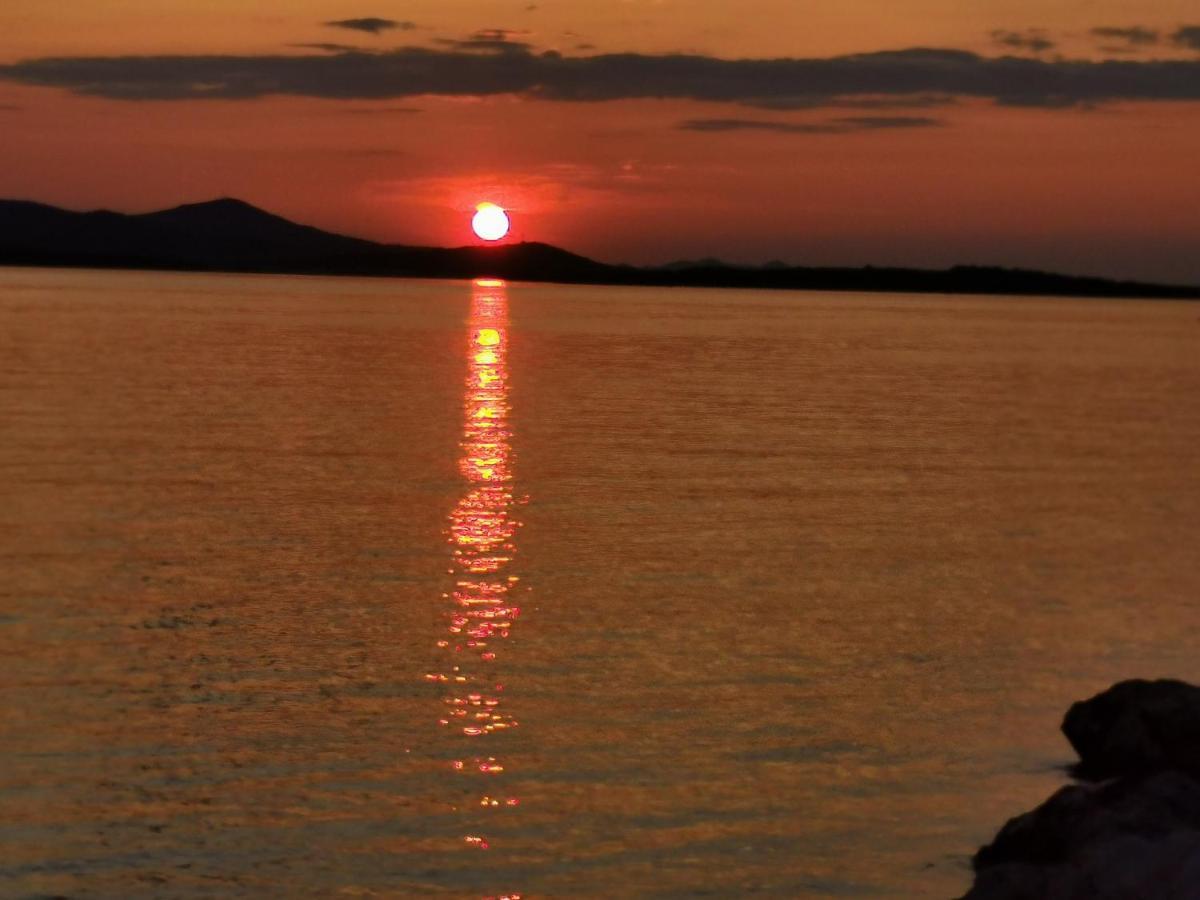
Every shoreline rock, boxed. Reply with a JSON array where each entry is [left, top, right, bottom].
[[963, 679, 1200, 899], [1063, 679, 1200, 780]]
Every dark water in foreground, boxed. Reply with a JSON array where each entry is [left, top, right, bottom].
[[2, 267, 1199, 897]]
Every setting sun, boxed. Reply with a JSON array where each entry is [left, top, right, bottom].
[[471, 203, 510, 242]]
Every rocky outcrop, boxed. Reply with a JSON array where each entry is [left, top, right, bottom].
[[964, 679, 1200, 899], [1062, 679, 1200, 780]]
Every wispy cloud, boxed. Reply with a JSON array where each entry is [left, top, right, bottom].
[[324, 18, 414, 35], [289, 43, 368, 53], [435, 39, 533, 54], [1174, 25, 1200, 51], [1091, 26, 1159, 46], [835, 115, 944, 129], [752, 92, 956, 111], [679, 116, 943, 134], [990, 29, 1055, 54], [4, 46, 1200, 109], [471, 28, 533, 43], [1094, 26, 1156, 52], [435, 28, 535, 54], [338, 105, 423, 114]]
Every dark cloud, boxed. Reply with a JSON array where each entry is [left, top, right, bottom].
[[990, 29, 1056, 53], [1174, 26, 1200, 51], [1094, 26, 1156, 50], [324, 18, 414, 35], [0, 103, 20, 111], [680, 115, 943, 134], [4, 46, 1200, 109]]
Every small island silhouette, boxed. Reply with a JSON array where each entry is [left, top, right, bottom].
[[2, 197, 1198, 300]]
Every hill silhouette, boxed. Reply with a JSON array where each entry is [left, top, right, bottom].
[[2, 198, 1197, 300]]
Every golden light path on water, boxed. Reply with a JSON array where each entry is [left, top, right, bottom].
[[425, 278, 523, 900]]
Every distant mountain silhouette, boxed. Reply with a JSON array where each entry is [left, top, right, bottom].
[[657, 256, 735, 271], [2, 198, 1197, 300]]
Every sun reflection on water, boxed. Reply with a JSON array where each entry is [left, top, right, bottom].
[[425, 278, 524, 890]]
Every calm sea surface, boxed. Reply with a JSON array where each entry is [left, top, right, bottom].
[[2, 267, 1199, 898]]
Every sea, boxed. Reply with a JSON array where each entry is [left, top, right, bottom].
[[2, 266, 1198, 898]]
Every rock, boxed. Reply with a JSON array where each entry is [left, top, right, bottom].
[[962, 679, 1200, 898], [973, 770, 1200, 871], [1062, 679, 1200, 779], [967, 830, 1200, 899]]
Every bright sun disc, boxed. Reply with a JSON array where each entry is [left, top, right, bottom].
[[472, 203, 510, 241]]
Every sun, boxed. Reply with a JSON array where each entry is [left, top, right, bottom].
[[472, 202, 510, 241]]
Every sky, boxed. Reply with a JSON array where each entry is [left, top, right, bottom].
[[2, 1, 1199, 282]]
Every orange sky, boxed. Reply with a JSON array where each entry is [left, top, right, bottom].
[[2, 1, 1199, 281]]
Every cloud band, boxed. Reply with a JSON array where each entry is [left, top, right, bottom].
[[3, 46, 1200, 108]]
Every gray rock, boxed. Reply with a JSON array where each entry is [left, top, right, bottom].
[[1062, 679, 1200, 780]]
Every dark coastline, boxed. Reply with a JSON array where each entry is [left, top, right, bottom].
[[3, 197, 1199, 300]]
